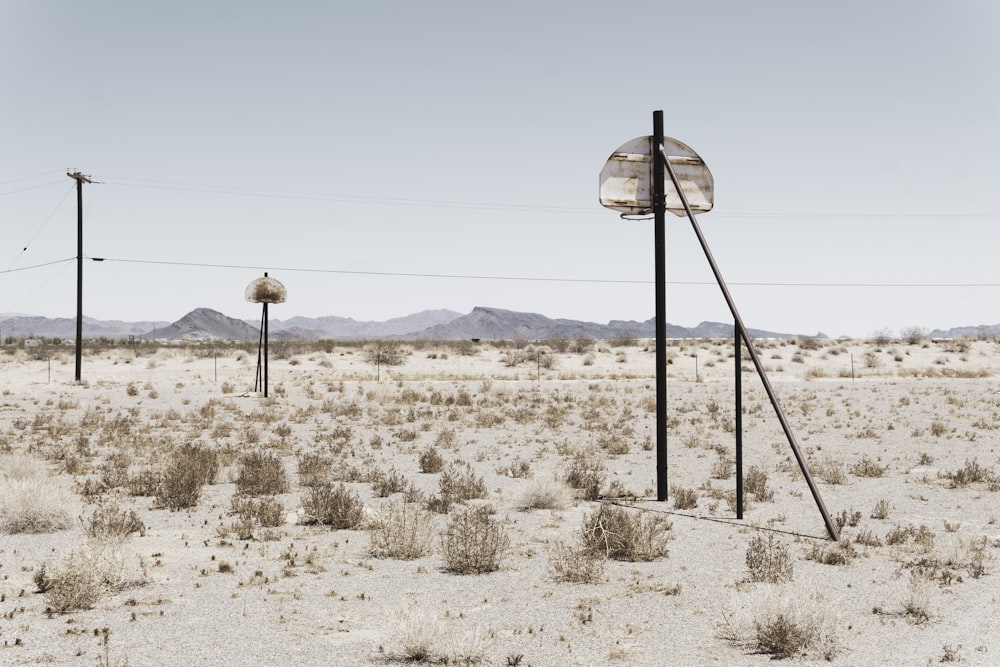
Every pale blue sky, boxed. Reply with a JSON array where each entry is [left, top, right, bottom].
[[2, 1, 998, 337]]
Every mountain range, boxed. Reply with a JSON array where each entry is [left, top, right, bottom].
[[1, 307, 996, 342]]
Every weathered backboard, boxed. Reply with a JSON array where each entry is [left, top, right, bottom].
[[245, 275, 287, 304], [599, 136, 714, 216]]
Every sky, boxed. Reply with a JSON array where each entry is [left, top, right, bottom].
[[1, 1, 998, 338]]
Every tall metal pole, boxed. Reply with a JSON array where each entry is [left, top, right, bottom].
[[653, 110, 668, 501], [68, 171, 92, 383], [659, 142, 839, 540], [263, 301, 269, 398]]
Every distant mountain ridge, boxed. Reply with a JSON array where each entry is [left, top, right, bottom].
[[3, 307, 997, 342]]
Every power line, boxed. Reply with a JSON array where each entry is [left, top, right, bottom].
[[88, 255, 1000, 288], [0, 180, 69, 197], [0, 170, 65, 186], [102, 176, 1000, 220], [0, 257, 75, 275]]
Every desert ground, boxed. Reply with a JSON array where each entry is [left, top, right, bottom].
[[2, 334, 1000, 666]]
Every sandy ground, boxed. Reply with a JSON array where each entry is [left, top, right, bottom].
[[1, 336, 1000, 666]]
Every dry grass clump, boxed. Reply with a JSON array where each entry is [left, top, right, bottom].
[[231, 495, 284, 538], [549, 540, 606, 583], [579, 504, 671, 562], [296, 452, 332, 487], [301, 483, 365, 528], [37, 536, 147, 613], [945, 459, 991, 488], [83, 501, 146, 539], [392, 606, 485, 665], [235, 450, 289, 496], [0, 454, 78, 533], [564, 453, 605, 501], [435, 463, 487, 505], [745, 534, 793, 583], [815, 457, 846, 485], [719, 588, 841, 660], [671, 485, 698, 510], [805, 539, 857, 566], [743, 465, 774, 501], [157, 443, 219, 510], [518, 477, 573, 511], [417, 446, 445, 473], [367, 501, 436, 559], [849, 455, 888, 478], [441, 505, 509, 574]]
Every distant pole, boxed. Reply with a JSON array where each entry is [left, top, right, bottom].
[[68, 171, 93, 383], [653, 110, 668, 501]]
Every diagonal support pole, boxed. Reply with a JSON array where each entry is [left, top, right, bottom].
[[658, 143, 839, 541]]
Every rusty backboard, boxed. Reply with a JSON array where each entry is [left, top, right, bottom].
[[599, 136, 714, 217]]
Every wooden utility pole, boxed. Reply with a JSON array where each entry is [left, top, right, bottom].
[[68, 171, 92, 383]]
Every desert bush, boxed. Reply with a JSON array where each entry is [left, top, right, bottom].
[[438, 463, 487, 504], [371, 467, 409, 497], [849, 455, 887, 478], [549, 540, 605, 584], [815, 457, 846, 485], [885, 524, 936, 550], [301, 483, 365, 529], [235, 450, 289, 496], [610, 330, 638, 347], [518, 477, 573, 511], [834, 508, 862, 530], [946, 459, 990, 487], [418, 447, 445, 473], [0, 455, 78, 533], [564, 453, 605, 501], [745, 534, 794, 583], [719, 589, 841, 660], [901, 326, 928, 345], [442, 505, 509, 574], [363, 341, 406, 367], [671, 485, 698, 510], [744, 465, 774, 501], [367, 501, 436, 559], [392, 607, 485, 665], [296, 452, 331, 488], [231, 495, 284, 528], [83, 502, 145, 539], [805, 539, 857, 566], [157, 443, 219, 510], [580, 504, 671, 562], [39, 536, 147, 613]]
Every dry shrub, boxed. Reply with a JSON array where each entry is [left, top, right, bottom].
[[296, 452, 331, 488], [580, 504, 671, 562], [815, 457, 846, 485], [437, 463, 487, 504], [236, 450, 288, 496], [83, 501, 145, 539], [442, 505, 509, 574], [371, 467, 409, 497], [367, 501, 436, 559], [549, 540, 605, 584], [301, 483, 365, 529], [745, 534, 793, 583], [849, 455, 887, 478], [158, 443, 219, 510], [564, 453, 605, 501], [39, 536, 147, 613], [946, 459, 990, 488], [744, 465, 774, 501], [392, 607, 485, 665], [518, 477, 573, 511], [671, 485, 698, 510], [0, 455, 78, 533], [231, 495, 284, 528], [418, 447, 445, 473], [719, 588, 841, 660], [805, 539, 857, 566]]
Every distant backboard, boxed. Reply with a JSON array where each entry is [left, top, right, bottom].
[[245, 275, 287, 304], [599, 136, 713, 217]]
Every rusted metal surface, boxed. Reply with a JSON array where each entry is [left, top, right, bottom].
[[599, 136, 713, 217], [245, 275, 287, 304]]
